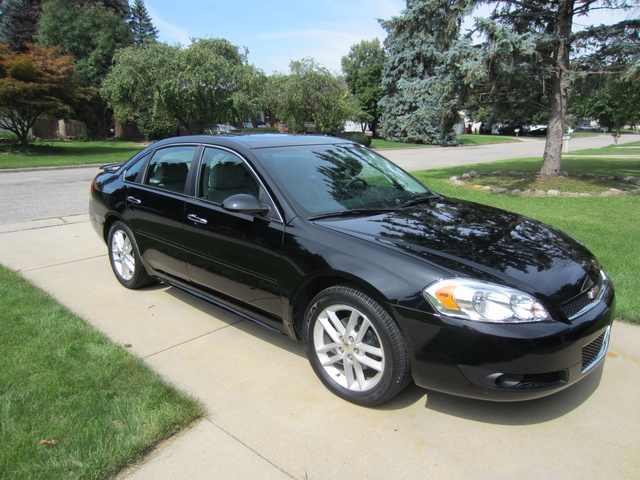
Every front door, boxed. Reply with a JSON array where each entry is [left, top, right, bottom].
[[183, 146, 286, 329]]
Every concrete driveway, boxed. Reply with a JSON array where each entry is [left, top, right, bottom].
[[0, 216, 639, 479]]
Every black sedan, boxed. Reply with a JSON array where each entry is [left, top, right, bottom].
[[90, 134, 615, 406]]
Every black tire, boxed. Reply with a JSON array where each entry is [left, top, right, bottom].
[[303, 284, 411, 406], [107, 221, 155, 289]]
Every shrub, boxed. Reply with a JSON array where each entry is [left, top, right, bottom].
[[242, 127, 279, 134], [137, 115, 178, 141], [331, 131, 372, 146]]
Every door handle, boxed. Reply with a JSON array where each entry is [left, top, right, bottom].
[[187, 213, 208, 225], [127, 196, 141, 205]]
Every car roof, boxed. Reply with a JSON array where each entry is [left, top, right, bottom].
[[150, 134, 357, 150]]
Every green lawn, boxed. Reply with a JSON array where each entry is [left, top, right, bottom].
[[457, 134, 520, 145], [0, 141, 145, 169], [570, 145, 640, 156], [0, 265, 204, 479], [370, 134, 519, 149]]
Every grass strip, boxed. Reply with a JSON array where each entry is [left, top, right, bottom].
[[0, 265, 204, 479], [0, 142, 146, 169]]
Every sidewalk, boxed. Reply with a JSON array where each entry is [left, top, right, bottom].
[[1, 218, 640, 479]]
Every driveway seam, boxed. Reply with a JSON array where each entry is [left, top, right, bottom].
[[142, 321, 245, 360], [201, 417, 299, 480]]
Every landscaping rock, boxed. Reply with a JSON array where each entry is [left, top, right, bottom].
[[493, 188, 509, 194], [534, 190, 547, 196], [548, 190, 561, 196]]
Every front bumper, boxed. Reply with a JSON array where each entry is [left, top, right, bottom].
[[392, 288, 615, 402]]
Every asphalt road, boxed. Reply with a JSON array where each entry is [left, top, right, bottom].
[[1, 133, 636, 226]]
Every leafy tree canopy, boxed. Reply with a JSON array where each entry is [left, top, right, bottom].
[[265, 57, 364, 134], [102, 38, 265, 136], [36, 0, 132, 87], [341, 38, 387, 134], [0, 43, 92, 145]]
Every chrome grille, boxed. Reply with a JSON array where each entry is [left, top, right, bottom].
[[561, 270, 607, 320], [561, 291, 592, 318], [582, 327, 610, 374]]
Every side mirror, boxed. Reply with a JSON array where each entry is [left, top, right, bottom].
[[222, 194, 271, 216]]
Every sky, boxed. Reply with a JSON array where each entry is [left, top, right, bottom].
[[143, 0, 638, 75]]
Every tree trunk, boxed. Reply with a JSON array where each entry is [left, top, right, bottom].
[[540, 0, 574, 176]]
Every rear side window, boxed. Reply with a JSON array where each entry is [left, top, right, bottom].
[[145, 146, 197, 193]]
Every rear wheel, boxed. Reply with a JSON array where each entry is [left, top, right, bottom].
[[107, 221, 154, 289], [303, 285, 411, 406]]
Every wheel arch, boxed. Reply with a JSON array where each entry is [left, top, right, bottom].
[[289, 272, 392, 340]]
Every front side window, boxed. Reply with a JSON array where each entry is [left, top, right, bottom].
[[196, 147, 259, 204], [145, 146, 197, 193]]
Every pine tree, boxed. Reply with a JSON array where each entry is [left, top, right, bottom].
[[129, 0, 158, 46], [0, 0, 44, 52], [378, 0, 477, 146]]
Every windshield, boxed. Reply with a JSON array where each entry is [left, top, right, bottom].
[[256, 144, 434, 218]]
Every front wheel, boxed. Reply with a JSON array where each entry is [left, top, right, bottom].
[[107, 221, 154, 289], [303, 285, 411, 406]]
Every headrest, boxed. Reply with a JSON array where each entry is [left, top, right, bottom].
[[210, 162, 246, 189]]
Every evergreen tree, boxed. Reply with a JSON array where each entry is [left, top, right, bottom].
[[468, 0, 639, 175], [129, 0, 158, 45], [378, 0, 477, 146], [0, 0, 44, 52]]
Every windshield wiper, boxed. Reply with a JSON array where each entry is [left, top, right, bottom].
[[309, 208, 398, 221], [397, 192, 441, 208]]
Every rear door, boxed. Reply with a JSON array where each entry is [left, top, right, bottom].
[[183, 146, 286, 328], [126, 144, 199, 281]]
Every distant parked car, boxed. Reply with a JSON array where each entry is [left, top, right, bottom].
[[214, 124, 241, 134], [528, 125, 548, 136], [90, 134, 615, 406], [578, 125, 600, 132]]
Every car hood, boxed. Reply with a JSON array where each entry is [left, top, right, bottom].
[[316, 197, 600, 309]]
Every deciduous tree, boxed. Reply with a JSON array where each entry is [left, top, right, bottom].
[[0, 43, 91, 145], [102, 39, 264, 136], [341, 39, 387, 134], [265, 58, 364, 133]]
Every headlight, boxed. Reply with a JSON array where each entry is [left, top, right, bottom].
[[424, 279, 550, 323]]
